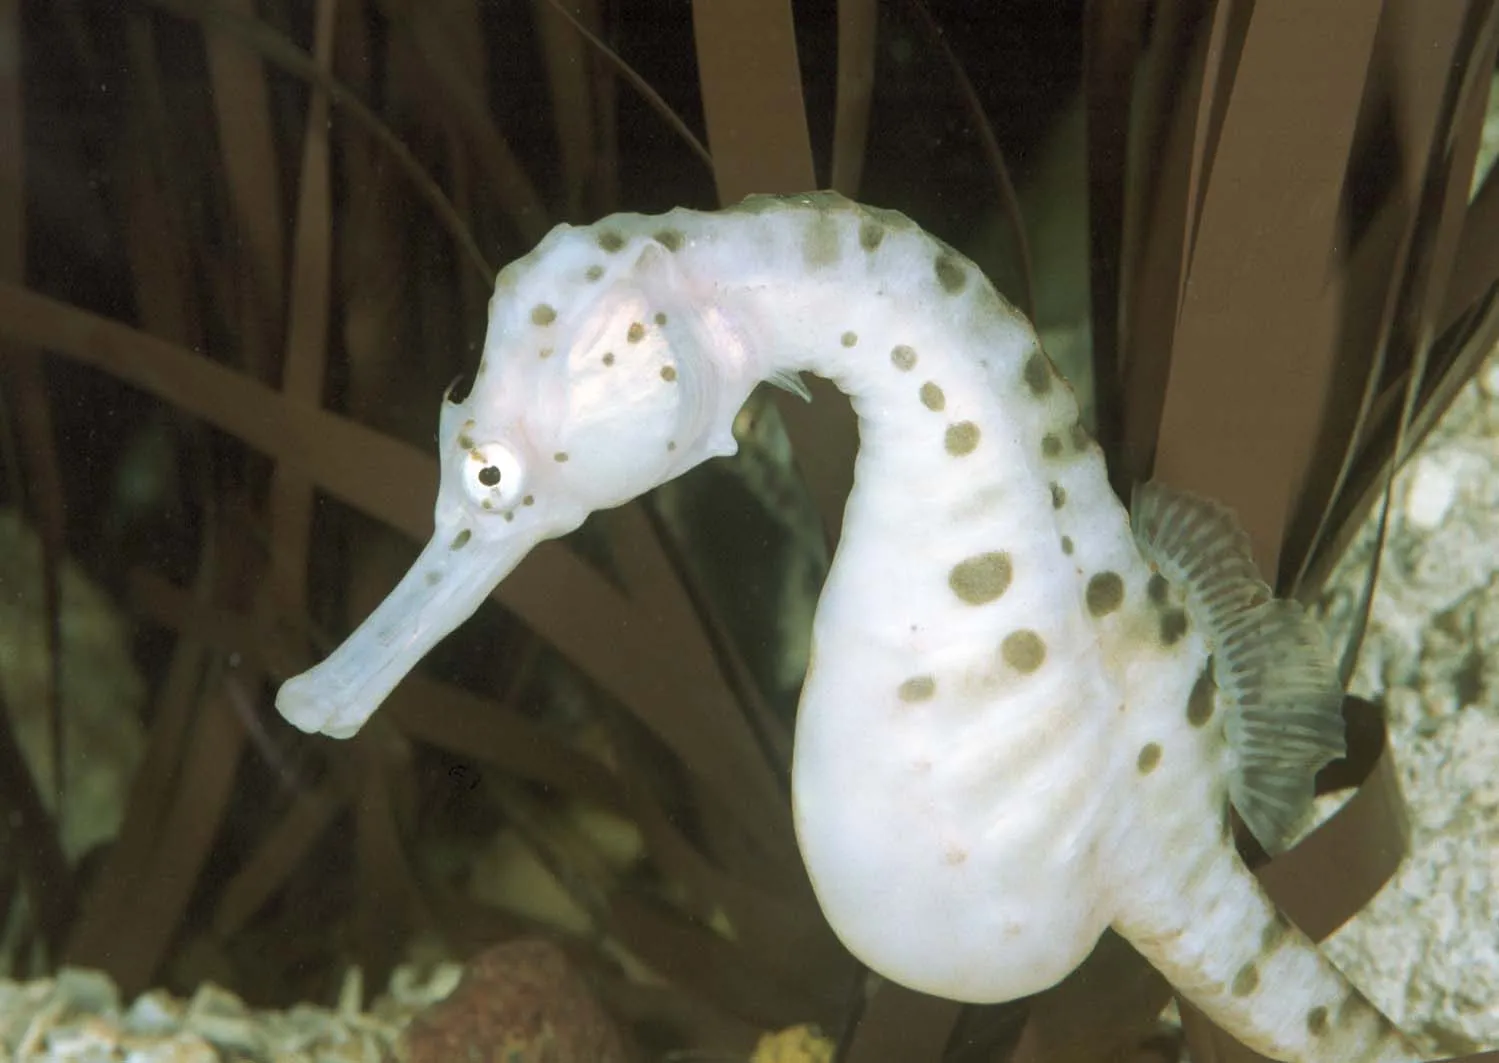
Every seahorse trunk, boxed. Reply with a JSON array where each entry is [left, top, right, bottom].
[[1114, 824, 1420, 1063]]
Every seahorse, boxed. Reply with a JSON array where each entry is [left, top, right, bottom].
[[276, 192, 1421, 1063]]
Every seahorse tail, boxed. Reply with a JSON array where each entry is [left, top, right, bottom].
[[1113, 830, 1420, 1063]]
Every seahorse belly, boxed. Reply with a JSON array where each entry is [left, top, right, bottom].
[[791, 407, 1143, 1002]]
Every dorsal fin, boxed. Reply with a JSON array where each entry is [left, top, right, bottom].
[[1130, 482, 1346, 853]]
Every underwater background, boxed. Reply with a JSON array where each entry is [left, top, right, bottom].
[[3, 2, 1499, 1060]]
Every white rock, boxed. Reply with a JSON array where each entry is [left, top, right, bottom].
[[1316, 339, 1499, 1053], [1403, 452, 1460, 529]]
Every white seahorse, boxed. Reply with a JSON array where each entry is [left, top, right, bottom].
[[277, 192, 1422, 1063]]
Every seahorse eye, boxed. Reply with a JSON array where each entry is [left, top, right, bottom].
[[462, 442, 525, 511]]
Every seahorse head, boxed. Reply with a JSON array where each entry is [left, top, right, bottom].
[[278, 222, 755, 738]]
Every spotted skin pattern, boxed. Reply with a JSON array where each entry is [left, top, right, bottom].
[[277, 193, 1419, 1063]]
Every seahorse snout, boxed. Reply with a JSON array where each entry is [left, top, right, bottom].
[[276, 520, 535, 738]]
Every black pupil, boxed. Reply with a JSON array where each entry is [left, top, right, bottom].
[[478, 466, 501, 487]]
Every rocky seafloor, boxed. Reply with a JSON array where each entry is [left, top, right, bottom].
[[1312, 350, 1499, 1058]]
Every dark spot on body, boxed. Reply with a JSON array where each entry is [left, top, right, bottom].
[[655, 311, 668, 325], [530, 304, 555, 327], [934, 253, 967, 293], [1231, 963, 1260, 997], [425, 572, 441, 587], [1024, 351, 1052, 396], [860, 221, 885, 251], [943, 846, 968, 866], [553, 452, 569, 463], [1306, 1006, 1329, 1036], [949, 552, 1013, 604], [1147, 573, 1170, 604], [523, 495, 535, 506], [1050, 482, 1066, 509], [920, 382, 945, 410], [654, 228, 684, 251], [628, 322, 646, 342], [603, 352, 615, 366], [661, 366, 677, 382], [1086, 572, 1124, 617], [1187, 667, 1216, 726], [1071, 421, 1091, 450], [667, 441, 677, 451], [585, 265, 604, 281], [892, 345, 917, 371], [1042, 433, 1062, 457], [898, 676, 936, 702], [1137, 742, 1162, 774], [1061, 536, 1074, 555], [842, 331, 858, 347], [1160, 608, 1189, 645], [946, 422, 980, 455], [450, 529, 472, 550], [539, 347, 554, 359], [1002, 630, 1046, 674], [478, 466, 501, 487], [598, 230, 624, 252], [458, 433, 475, 450]]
